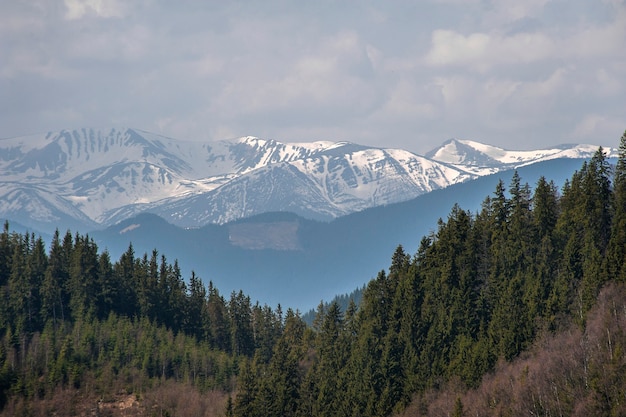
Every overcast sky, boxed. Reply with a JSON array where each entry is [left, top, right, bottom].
[[2, 0, 625, 154]]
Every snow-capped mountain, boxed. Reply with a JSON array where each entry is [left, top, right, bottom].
[[425, 138, 614, 175], [0, 128, 616, 233], [102, 143, 471, 227]]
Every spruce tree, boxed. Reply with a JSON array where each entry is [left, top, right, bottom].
[[230, 291, 254, 357], [605, 130, 626, 282], [0, 222, 10, 288]]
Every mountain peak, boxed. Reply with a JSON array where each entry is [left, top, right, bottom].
[[426, 138, 502, 167], [426, 139, 616, 175]]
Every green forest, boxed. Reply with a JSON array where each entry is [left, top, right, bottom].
[[1, 132, 626, 416]]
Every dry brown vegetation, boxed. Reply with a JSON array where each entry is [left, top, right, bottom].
[[0, 380, 228, 417]]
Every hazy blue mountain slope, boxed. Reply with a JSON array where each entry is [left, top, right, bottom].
[[92, 157, 592, 309]]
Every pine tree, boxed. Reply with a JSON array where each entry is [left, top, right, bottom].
[[0, 222, 10, 288], [578, 148, 613, 314], [314, 302, 347, 417], [207, 282, 231, 351], [41, 230, 68, 324], [605, 130, 626, 282], [233, 359, 259, 417], [488, 271, 531, 360], [230, 291, 254, 357], [508, 171, 534, 270], [8, 234, 29, 334], [532, 176, 559, 239], [259, 315, 304, 417], [114, 243, 138, 317], [355, 271, 392, 398], [135, 252, 157, 321], [26, 235, 47, 332], [67, 234, 99, 321], [95, 250, 116, 320], [393, 263, 422, 396], [185, 271, 207, 340], [389, 245, 410, 277]]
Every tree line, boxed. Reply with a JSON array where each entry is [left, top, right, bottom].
[[1, 131, 625, 416]]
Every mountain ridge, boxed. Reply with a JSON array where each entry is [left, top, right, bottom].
[[0, 127, 616, 234]]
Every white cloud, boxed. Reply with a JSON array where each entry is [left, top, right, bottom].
[[64, 0, 127, 20], [209, 30, 380, 123], [425, 29, 555, 72], [425, 31, 490, 68], [424, 0, 626, 73], [1, 1, 625, 152]]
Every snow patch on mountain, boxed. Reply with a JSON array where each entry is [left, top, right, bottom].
[[426, 139, 617, 176]]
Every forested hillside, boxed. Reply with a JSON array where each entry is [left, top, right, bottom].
[[1, 132, 626, 416]]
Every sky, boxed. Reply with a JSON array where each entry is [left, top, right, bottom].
[[1, 0, 625, 155]]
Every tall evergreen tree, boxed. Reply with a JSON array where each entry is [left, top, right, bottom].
[[113, 243, 138, 317], [313, 302, 348, 417], [230, 291, 254, 357], [67, 234, 99, 321], [532, 176, 559, 239], [207, 282, 231, 351], [578, 147, 613, 314], [507, 171, 534, 270], [257, 310, 305, 417], [0, 222, 10, 288], [605, 130, 626, 282], [185, 271, 208, 340], [234, 359, 259, 417], [41, 230, 68, 324], [95, 250, 116, 320], [8, 234, 30, 334]]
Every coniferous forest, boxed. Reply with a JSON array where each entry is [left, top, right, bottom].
[[1, 132, 626, 416]]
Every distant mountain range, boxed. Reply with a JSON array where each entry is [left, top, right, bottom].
[[0, 127, 614, 234], [1, 128, 618, 308]]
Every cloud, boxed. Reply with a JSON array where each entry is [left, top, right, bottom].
[[424, 0, 626, 72], [482, 0, 550, 26], [413, 0, 626, 149], [1, 1, 625, 153], [64, 0, 127, 20], [425, 30, 554, 72], [209, 30, 381, 127]]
